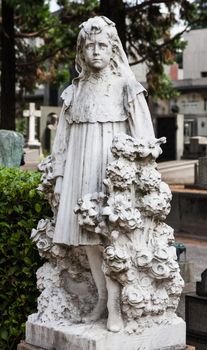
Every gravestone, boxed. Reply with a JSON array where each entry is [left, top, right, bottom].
[[186, 156, 207, 189], [183, 136, 207, 159], [197, 157, 207, 189], [0, 130, 24, 167], [23, 103, 41, 148], [186, 269, 207, 348]]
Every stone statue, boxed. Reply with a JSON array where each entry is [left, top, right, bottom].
[[27, 16, 185, 350]]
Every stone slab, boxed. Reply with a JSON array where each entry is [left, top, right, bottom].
[[26, 317, 186, 350]]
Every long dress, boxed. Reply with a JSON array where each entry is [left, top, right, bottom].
[[52, 73, 154, 246]]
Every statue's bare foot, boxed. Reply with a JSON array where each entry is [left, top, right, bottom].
[[107, 312, 124, 332], [82, 298, 107, 323]]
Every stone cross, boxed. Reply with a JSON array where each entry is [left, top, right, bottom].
[[23, 102, 41, 147]]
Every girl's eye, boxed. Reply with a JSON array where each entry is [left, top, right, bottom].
[[100, 43, 108, 48], [86, 44, 94, 49]]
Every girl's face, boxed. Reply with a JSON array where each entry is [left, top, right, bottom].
[[83, 32, 113, 72]]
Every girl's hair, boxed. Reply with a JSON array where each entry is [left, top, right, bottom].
[[75, 16, 135, 81]]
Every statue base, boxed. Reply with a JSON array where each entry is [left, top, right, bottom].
[[26, 317, 186, 350]]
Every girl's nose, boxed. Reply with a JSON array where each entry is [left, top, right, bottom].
[[93, 44, 99, 55]]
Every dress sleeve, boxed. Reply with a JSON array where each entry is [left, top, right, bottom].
[[126, 81, 155, 139], [52, 85, 74, 177], [52, 102, 70, 178]]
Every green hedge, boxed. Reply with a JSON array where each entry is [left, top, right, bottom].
[[0, 167, 51, 350]]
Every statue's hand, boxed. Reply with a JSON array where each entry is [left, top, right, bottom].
[[54, 176, 63, 204]]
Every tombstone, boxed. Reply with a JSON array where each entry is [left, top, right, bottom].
[[186, 157, 207, 189], [183, 136, 207, 159], [0, 130, 24, 167], [186, 269, 207, 348], [197, 157, 207, 188], [23, 103, 41, 148], [40, 106, 61, 154]]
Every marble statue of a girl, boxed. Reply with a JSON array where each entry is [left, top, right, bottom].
[[52, 16, 154, 332]]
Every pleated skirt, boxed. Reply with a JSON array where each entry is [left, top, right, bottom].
[[53, 121, 128, 246]]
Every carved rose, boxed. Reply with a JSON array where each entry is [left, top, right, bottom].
[[122, 285, 146, 318], [104, 246, 129, 273], [154, 247, 169, 261], [135, 249, 153, 268], [36, 238, 51, 252], [150, 261, 170, 279]]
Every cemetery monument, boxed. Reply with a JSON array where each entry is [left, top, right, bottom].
[[25, 16, 186, 350]]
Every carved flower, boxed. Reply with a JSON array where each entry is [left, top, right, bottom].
[[137, 182, 172, 220], [119, 208, 143, 230], [135, 249, 153, 268], [74, 193, 104, 229], [150, 261, 170, 280], [37, 219, 50, 232], [154, 223, 175, 244], [122, 285, 146, 318], [46, 223, 55, 239], [36, 238, 51, 252], [106, 159, 136, 189], [102, 194, 131, 222], [136, 165, 161, 191], [104, 246, 129, 273], [103, 194, 142, 230], [154, 247, 169, 261], [111, 133, 139, 161], [30, 228, 41, 243]]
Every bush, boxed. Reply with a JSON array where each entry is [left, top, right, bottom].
[[0, 167, 52, 350]]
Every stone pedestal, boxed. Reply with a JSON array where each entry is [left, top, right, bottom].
[[26, 317, 186, 350]]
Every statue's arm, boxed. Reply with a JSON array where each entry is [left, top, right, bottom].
[[52, 103, 69, 194], [128, 92, 155, 139]]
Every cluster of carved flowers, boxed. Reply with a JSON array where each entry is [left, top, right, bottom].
[[38, 155, 55, 192], [31, 218, 67, 258], [74, 192, 106, 232], [111, 133, 166, 161]]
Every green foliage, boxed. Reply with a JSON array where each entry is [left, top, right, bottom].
[[3, 0, 207, 101], [0, 167, 51, 350]]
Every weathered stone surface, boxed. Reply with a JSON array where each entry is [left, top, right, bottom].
[[26, 317, 186, 350], [0, 129, 24, 167], [18, 340, 44, 350], [26, 16, 185, 350]]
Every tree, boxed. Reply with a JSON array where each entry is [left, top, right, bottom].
[[1, 0, 206, 129], [1, 0, 15, 130], [0, 0, 98, 130], [100, 0, 207, 98]]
